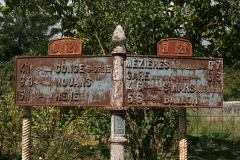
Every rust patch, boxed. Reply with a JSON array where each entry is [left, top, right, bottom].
[[108, 53, 125, 110], [48, 38, 82, 55]]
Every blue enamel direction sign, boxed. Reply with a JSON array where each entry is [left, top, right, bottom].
[[124, 56, 223, 108], [15, 55, 224, 109], [15, 55, 112, 106]]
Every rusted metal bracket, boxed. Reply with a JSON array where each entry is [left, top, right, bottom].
[[179, 108, 187, 160], [22, 106, 32, 160]]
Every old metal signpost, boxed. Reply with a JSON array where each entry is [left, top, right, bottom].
[[15, 28, 223, 160], [15, 56, 112, 106]]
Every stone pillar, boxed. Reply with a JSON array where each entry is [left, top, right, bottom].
[[108, 25, 127, 160]]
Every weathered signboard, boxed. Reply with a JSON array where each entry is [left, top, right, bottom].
[[15, 36, 224, 109], [124, 56, 223, 108], [15, 55, 112, 106]]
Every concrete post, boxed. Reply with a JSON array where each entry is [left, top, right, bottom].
[[179, 108, 187, 160], [22, 106, 32, 160]]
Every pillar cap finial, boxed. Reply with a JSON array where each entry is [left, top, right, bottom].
[[112, 25, 126, 53]]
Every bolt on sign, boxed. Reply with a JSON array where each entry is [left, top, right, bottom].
[[15, 55, 112, 106]]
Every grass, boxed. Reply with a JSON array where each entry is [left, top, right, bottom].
[[187, 108, 240, 160]]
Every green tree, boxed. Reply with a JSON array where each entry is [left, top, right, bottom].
[[46, 0, 240, 65], [0, 58, 22, 159], [0, 1, 57, 159], [0, 0, 57, 62], [223, 62, 240, 101]]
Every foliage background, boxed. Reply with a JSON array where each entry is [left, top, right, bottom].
[[0, 0, 240, 159]]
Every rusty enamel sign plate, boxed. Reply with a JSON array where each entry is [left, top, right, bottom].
[[15, 55, 112, 106], [48, 38, 82, 55], [157, 38, 192, 56], [124, 56, 223, 108]]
